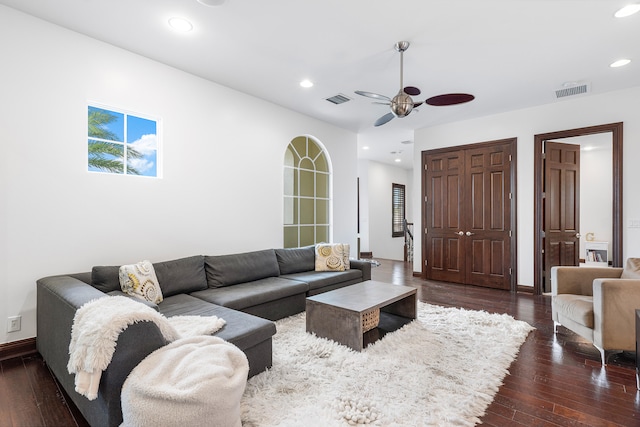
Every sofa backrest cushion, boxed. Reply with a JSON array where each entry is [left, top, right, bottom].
[[91, 256, 208, 296], [275, 246, 315, 275], [91, 265, 121, 293], [153, 255, 208, 297], [205, 249, 280, 288], [621, 258, 640, 279]]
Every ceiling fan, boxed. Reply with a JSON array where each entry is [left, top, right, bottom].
[[355, 41, 475, 127]]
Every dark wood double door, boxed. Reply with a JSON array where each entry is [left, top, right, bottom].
[[422, 139, 516, 290]]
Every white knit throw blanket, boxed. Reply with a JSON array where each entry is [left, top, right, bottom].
[[67, 295, 226, 400]]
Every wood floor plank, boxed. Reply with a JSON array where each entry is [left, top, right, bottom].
[[0, 358, 44, 427], [24, 355, 83, 427]]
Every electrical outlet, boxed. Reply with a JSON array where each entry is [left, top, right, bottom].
[[7, 315, 21, 333]]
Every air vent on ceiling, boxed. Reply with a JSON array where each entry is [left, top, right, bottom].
[[325, 94, 351, 105], [555, 82, 590, 98]]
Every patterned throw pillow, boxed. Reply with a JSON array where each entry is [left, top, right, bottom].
[[119, 260, 163, 304], [315, 243, 350, 272]]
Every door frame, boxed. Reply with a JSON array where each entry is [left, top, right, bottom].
[[533, 122, 623, 295], [421, 137, 518, 291]]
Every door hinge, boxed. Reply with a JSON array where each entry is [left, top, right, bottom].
[[424, 259, 428, 267], [509, 267, 513, 275], [509, 230, 512, 237], [424, 196, 428, 203], [508, 154, 512, 162], [542, 192, 545, 199], [541, 152, 546, 159], [425, 228, 428, 234], [509, 192, 512, 200], [424, 164, 428, 171]]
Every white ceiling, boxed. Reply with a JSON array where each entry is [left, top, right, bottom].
[[2, 0, 639, 169]]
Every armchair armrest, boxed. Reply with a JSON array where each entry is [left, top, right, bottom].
[[551, 266, 623, 296], [593, 278, 640, 351]]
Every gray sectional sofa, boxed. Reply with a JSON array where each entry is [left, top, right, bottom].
[[36, 246, 371, 427]]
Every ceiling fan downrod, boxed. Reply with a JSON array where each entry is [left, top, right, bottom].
[[392, 41, 413, 118]]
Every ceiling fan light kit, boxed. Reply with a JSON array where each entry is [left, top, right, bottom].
[[356, 41, 475, 127]]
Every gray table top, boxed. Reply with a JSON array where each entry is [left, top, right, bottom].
[[306, 280, 416, 313]]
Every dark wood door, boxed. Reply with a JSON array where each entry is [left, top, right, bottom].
[[464, 144, 512, 289], [543, 141, 580, 292], [424, 140, 513, 290], [424, 151, 465, 283]]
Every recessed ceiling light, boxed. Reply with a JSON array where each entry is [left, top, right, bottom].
[[362, 146, 370, 150], [299, 79, 314, 88], [197, 0, 226, 6], [168, 17, 193, 32], [615, 4, 640, 18], [610, 58, 631, 68], [394, 158, 402, 163]]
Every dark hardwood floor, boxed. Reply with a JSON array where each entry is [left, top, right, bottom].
[[1, 259, 638, 426]]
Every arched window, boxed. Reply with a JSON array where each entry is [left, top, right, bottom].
[[283, 136, 331, 248]]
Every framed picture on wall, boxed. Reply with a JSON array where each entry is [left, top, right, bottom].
[[87, 104, 160, 177]]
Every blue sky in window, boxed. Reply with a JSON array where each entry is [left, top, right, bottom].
[[127, 115, 157, 176]]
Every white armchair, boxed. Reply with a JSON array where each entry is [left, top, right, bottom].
[[551, 259, 640, 365]]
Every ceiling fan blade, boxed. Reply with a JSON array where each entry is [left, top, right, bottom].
[[404, 86, 421, 96], [355, 90, 392, 102], [374, 112, 395, 127], [426, 93, 475, 106], [372, 101, 391, 106], [413, 101, 423, 108]]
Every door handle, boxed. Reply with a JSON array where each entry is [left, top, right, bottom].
[[456, 231, 464, 236], [575, 233, 581, 238], [466, 231, 475, 236]]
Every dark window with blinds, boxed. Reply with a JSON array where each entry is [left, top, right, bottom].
[[392, 183, 405, 237]]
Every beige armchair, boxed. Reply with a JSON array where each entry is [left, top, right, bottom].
[[551, 259, 640, 365]]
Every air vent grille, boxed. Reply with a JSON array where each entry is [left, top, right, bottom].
[[325, 94, 351, 104], [555, 83, 590, 98]]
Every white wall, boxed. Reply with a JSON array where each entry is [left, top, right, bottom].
[[413, 87, 640, 286], [0, 6, 358, 344], [579, 138, 612, 260], [358, 160, 413, 261]]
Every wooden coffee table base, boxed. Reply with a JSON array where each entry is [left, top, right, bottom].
[[306, 280, 417, 351]]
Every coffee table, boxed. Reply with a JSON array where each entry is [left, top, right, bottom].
[[305, 280, 417, 351]]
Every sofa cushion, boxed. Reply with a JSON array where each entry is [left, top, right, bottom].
[[282, 269, 363, 291], [157, 294, 276, 351], [91, 265, 121, 293], [315, 243, 350, 271], [153, 255, 207, 297], [274, 246, 315, 275], [621, 258, 640, 279], [553, 294, 594, 328], [205, 249, 280, 288], [190, 277, 308, 310]]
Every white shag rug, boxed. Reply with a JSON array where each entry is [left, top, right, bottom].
[[241, 302, 534, 427]]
